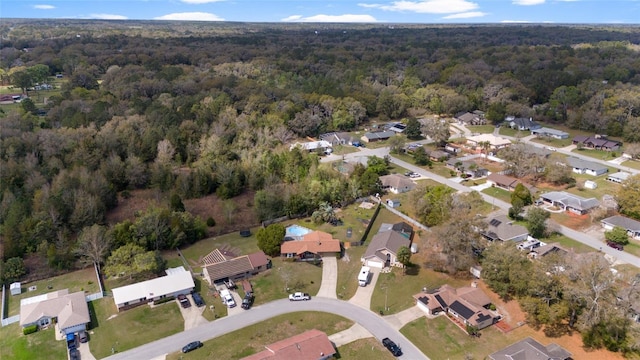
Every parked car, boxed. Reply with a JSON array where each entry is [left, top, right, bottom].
[[606, 241, 624, 251], [78, 330, 88, 343], [192, 292, 205, 307], [546, 146, 557, 151], [382, 337, 402, 357], [178, 294, 191, 308], [289, 292, 311, 301], [241, 293, 254, 310], [69, 347, 80, 360], [182, 341, 203, 353]]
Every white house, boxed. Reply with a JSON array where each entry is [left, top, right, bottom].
[[607, 171, 631, 183], [601, 215, 640, 240], [565, 157, 609, 176], [466, 134, 511, 150], [531, 127, 569, 139], [20, 289, 90, 335], [112, 266, 195, 311], [289, 140, 332, 153]]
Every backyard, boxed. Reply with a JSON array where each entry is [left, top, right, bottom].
[[165, 312, 353, 360]]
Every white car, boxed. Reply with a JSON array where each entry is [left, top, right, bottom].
[[546, 146, 557, 151], [220, 289, 236, 308], [288, 292, 311, 301]]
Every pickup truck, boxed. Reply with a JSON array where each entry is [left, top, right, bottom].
[[220, 289, 236, 308], [288, 292, 311, 301], [382, 337, 402, 357]]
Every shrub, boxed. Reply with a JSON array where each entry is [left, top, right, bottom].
[[23, 324, 38, 335], [153, 296, 175, 305], [206, 217, 216, 227]]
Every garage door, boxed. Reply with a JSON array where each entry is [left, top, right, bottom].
[[366, 259, 383, 268]]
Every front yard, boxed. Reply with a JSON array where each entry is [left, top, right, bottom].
[[0, 323, 67, 360], [165, 312, 353, 360]]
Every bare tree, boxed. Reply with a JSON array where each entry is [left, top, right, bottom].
[[75, 224, 111, 273]]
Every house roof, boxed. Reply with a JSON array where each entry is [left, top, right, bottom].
[[362, 131, 395, 140], [289, 141, 332, 151], [574, 136, 621, 148], [203, 251, 269, 283], [509, 117, 540, 129], [112, 267, 195, 306], [201, 248, 237, 265], [242, 329, 336, 360], [565, 157, 608, 172], [379, 174, 416, 190], [530, 242, 569, 258], [607, 171, 631, 181], [466, 134, 511, 147], [532, 127, 569, 137], [456, 112, 479, 123], [573, 135, 589, 143], [429, 150, 451, 159], [486, 173, 536, 192], [602, 215, 640, 232], [482, 215, 529, 241], [489, 337, 572, 360], [413, 284, 495, 327], [363, 230, 411, 261], [540, 191, 599, 211], [280, 231, 341, 255], [20, 290, 90, 330]]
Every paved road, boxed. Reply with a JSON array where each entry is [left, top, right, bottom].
[[104, 298, 429, 360]]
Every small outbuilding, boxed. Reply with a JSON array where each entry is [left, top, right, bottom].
[[387, 199, 401, 208], [10, 282, 21, 296]]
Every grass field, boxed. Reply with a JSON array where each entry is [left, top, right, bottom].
[[530, 135, 573, 148], [5, 267, 100, 317], [498, 127, 523, 137], [572, 148, 619, 161], [371, 268, 469, 315], [467, 125, 496, 134], [622, 160, 640, 170], [336, 337, 396, 360], [541, 233, 595, 253], [482, 186, 512, 204], [0, 323, 67, 360], [564, 174, 621, 200], [89, 297, 184, 359], [336, 245, 367, 300], [165, 312, 353, 360]]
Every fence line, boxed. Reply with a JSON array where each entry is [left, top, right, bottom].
[[85, 292, 104, 302], [1, 314, 20, 326]]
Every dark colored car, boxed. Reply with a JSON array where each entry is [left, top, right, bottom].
[[69, 347, 80, 360], [178, 294, 191, 308], [192, 292, 205, 307], [382, 337, 402, 357], [78, 330, 88, 343], [241, 293, 254, 310], [607, 241, 624, 251], [182, 341, 203, 353]]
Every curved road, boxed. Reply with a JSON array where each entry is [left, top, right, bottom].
[[104, 298, 428, 360]]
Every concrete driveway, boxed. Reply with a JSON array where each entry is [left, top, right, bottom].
[[77, 340, 97, 360], [348, 266, 380, 309], [177, 294, 209, 330], [316, 256, 338, 298], [214, 285, 244, 316]]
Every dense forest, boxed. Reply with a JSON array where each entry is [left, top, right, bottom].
[[1, 21, 640, 276]]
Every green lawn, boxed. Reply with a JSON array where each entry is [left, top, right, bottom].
[[529, 135, 573, 148], [5, 267, 100, 317], [622, 240, 640, 258], [482, 187, 512, 205], [541, 233, 594, 253], [401, 315, 539, 359], [565, 175, 620, 200], [165, 312, 353, 360], [498, 127, 523, 137], [331, 144, 360, 156], [0, 323, 67, 360], [622, 160, 640, 170], [372, 268, 469, 315], [467, 125, 496, 134], [571, 148, 620, 161], [336, 337, 396, 360], [251, 258, 323, 305], [336, 245, 367, 300], [89, 297, 184, 359]]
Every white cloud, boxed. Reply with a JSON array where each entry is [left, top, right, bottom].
[[512, 0, 545, 5], [33, 4, 55, 10], [358, 0, 478, 14], [180, 0, 224, 3], [154, 12, 224, 21], [89, 13, 128, 20], [281, 14, 378, 23], [442, 11, 487, 19]]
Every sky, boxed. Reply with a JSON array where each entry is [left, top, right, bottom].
[[3, 0, 640, 24]]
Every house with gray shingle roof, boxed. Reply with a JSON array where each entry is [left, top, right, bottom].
[[601, 215, 640, 240], [506, 116, 541, 131], [361, 130, 394, 143], [489, 337, 571, 360], [607, 171, 631, 183], [379, 174, 416, 194], [203, 251, 270, 285], [481, 215, 529, 242], [20, 289, 90, 335], [565, 157, 609, 176], [362, 230, 411, 268], [539, 191, 599, 215], [531, 127, 569, 139]]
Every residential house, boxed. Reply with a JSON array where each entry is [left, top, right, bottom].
[[242, 329, 336, 360], [281, 231, 342, 260], [379, 174, 416, 194], [455, 112, 486, 125], [378, 222, 414, 240], [565, 157, 609, 176], [429, 150, 451, 162], [319, 132, 358, 146], [20, 289, 90, 335], [489, 337, 572, 360], [528, 242, 569, 259], [531, 127, 569, 139], [466, 134, 512, 151], [486, 173, 537, 194], [112, 266, 195, 311], [203, 251, 270, 286], [360, 130, 395, 143], [601, 215, 640, 240], [539, 191, 600, 215], [573, 135, 622, 151], [362, 230, 411, 268], [413, 284, 498, 330], [389, 123, 407, 133], [289, 140, 332, 153], [607, 171, 631, 183], [482, 215, 529, 242], [446, 158, 489, 178], [506, 116, 541, 131], [444, 143, 462, 155]]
